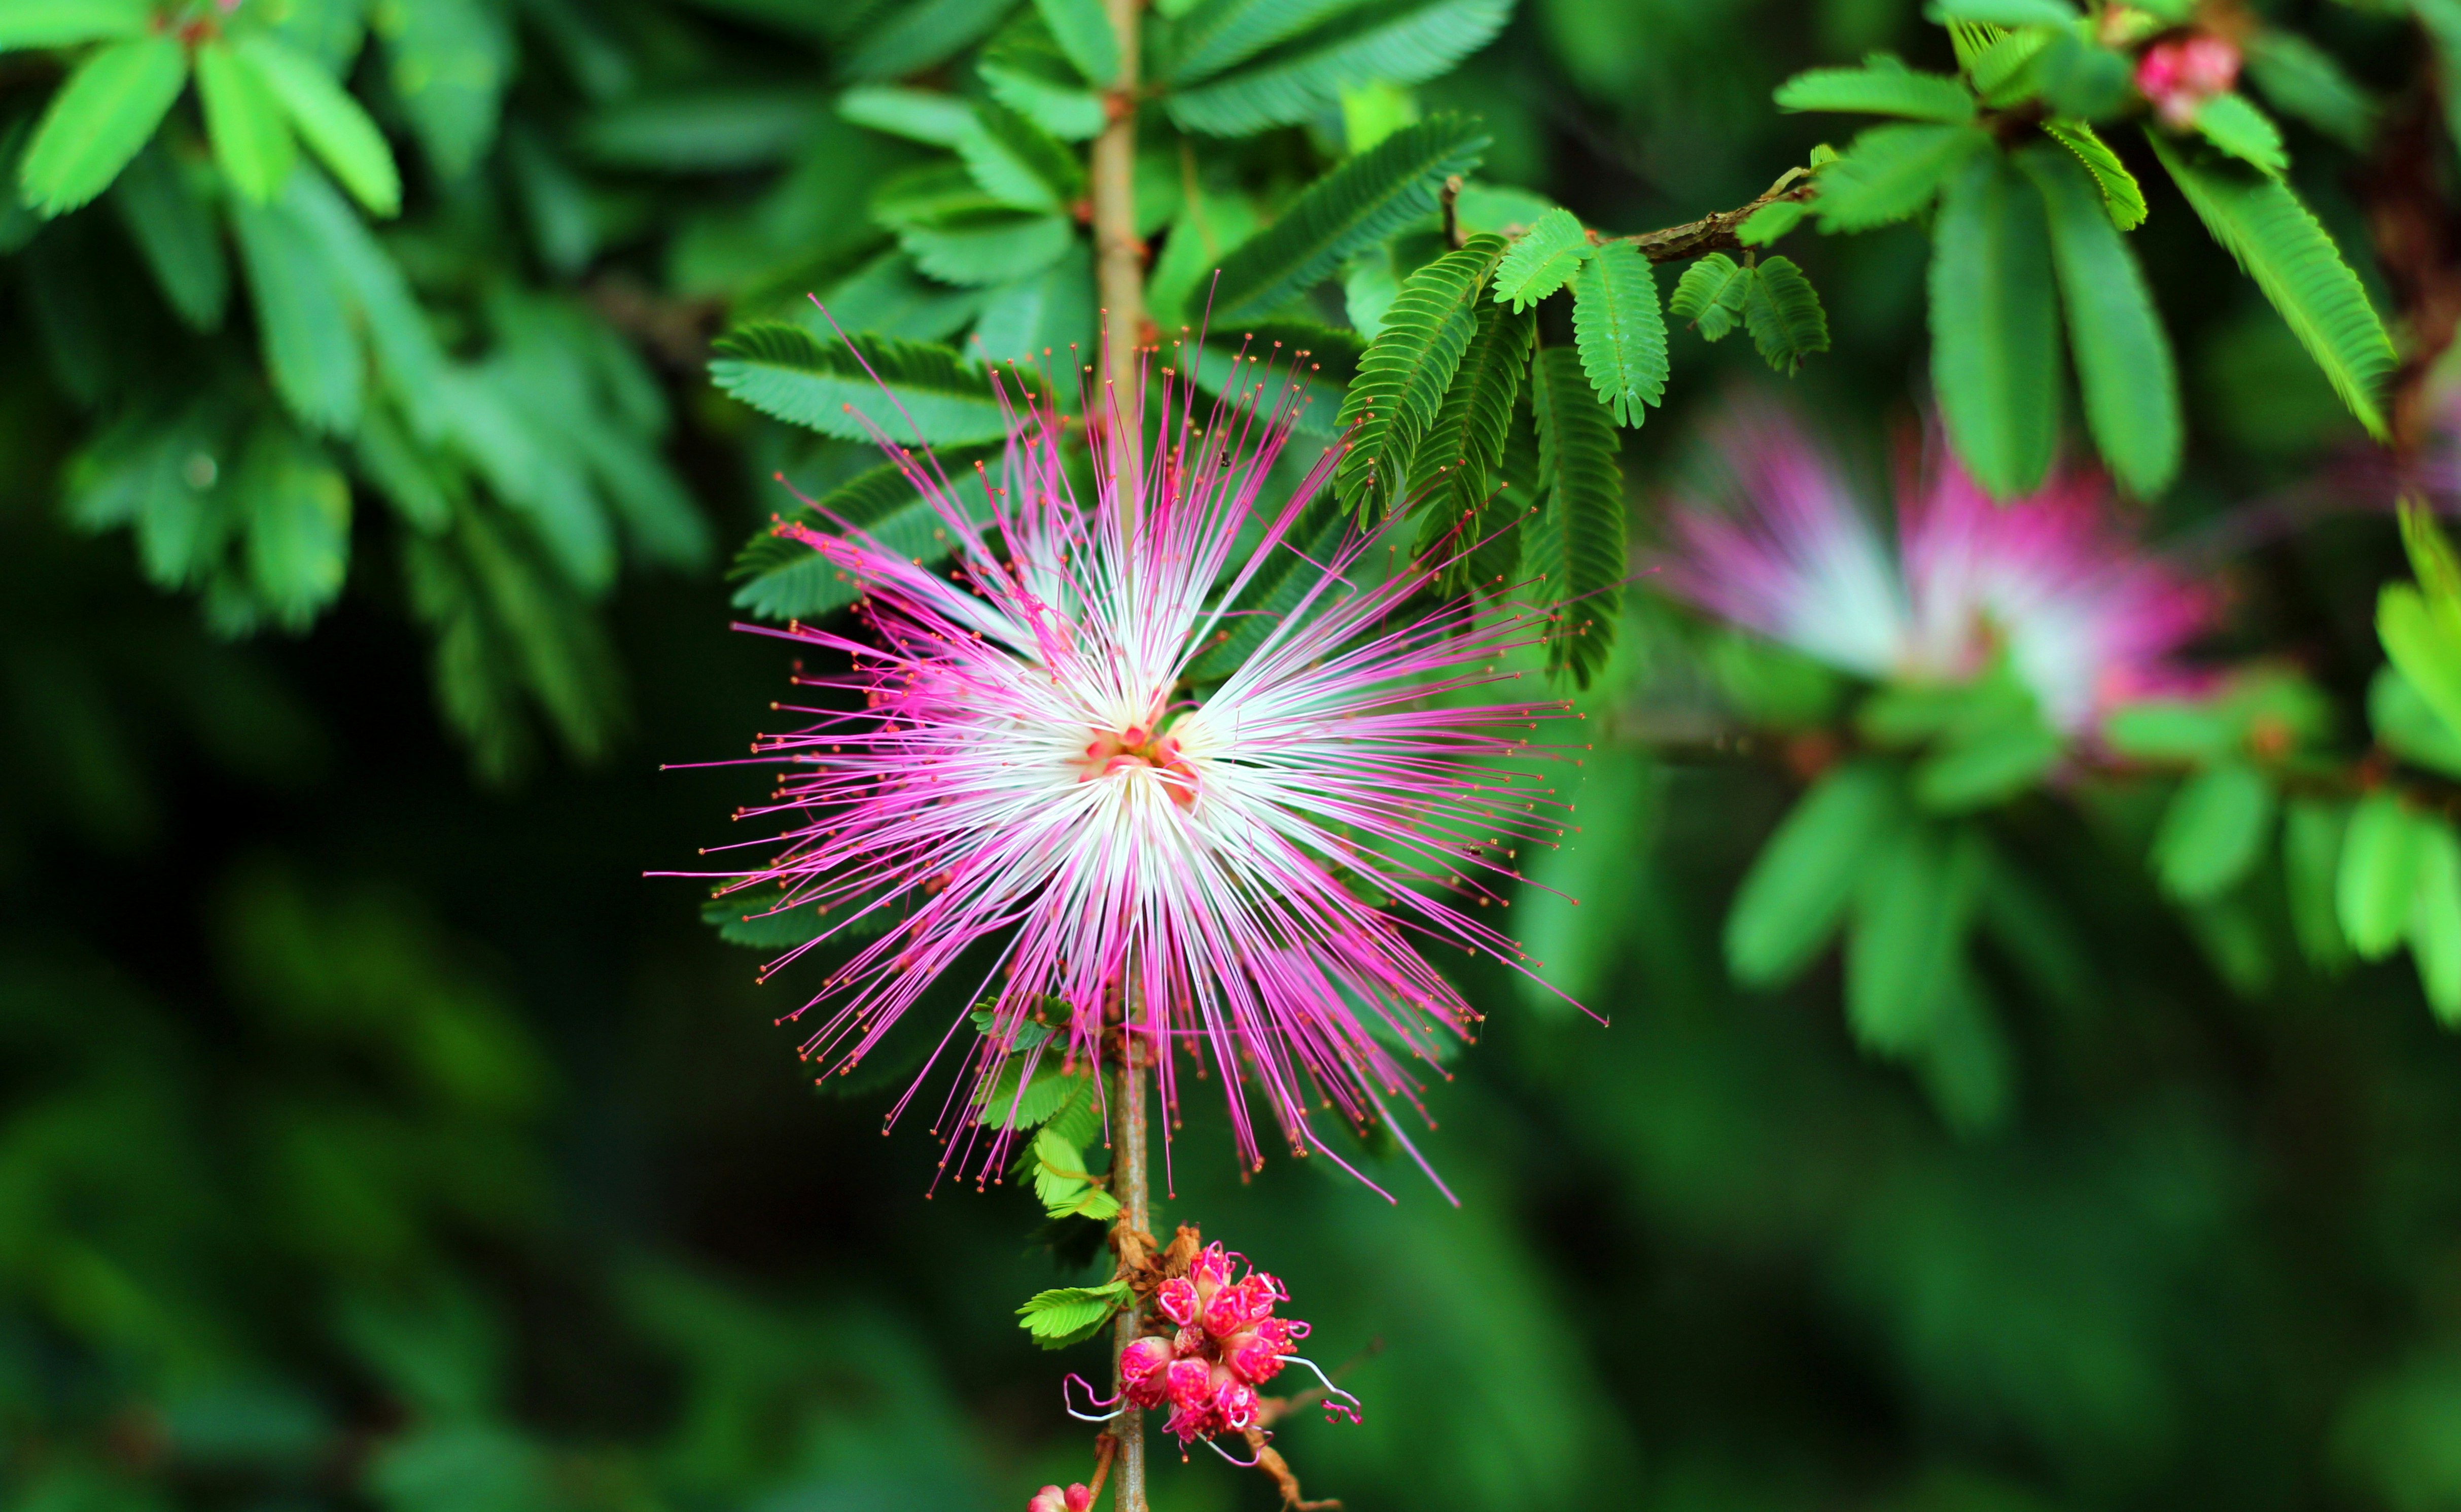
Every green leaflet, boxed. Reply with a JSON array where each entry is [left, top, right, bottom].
[[899, 212, 1075, 288], [2021, 146, 2180, 497], [113, 143, 229, 331], [1210, 114, 1488, 323], [2373, 667, 2461, 781], [1846, 820, 1981, 1054], [1025, 1128, 1118, 1223], [1774, 57, 1974, 122], [2149, 132, 2394, 442], [197, 39, 299, 203], [972, 240, 1097, 362], [230, 192, 365, 436], [1409, 298, 1532, 592], [17, 32, 188, 216], [2339, 791, 2429, 961], [979, 13, 1107, 140], [373, 0, 512, 179], [402, 501, 626, 780], [1164, 0, 1513, 137], [2283, 798, 2352, 971], [2042, 119, 2146, 230], [2244, 32, 2374, 153], [1032, 0, 1119, 84], [238, 34, 401, 217], [2410, 821, 2461, 1024], [237, 421, 354, 632], [1736, 200, 1807, 247], [1669, 253, 1750, 341], [0, 0, 151, 50], [2194, 93, 2288, 178], [729, 452, 992, 622], [955, 100, 1082, 214], [2151, 762, 2275, 903], [1016, 1278, 1129, 1349], [844, 0, 1015, 80], [1492, 207, 1590, 311], [1813, 121, 1990, 232], [1528, 345, 1623, 685], [839, 84, 973, 145], [1570, 240, 1666, 428], [709, 324, 1036, 446], [1742, 256, 1829, 375], [1930, 149, 2060, 499], [1726, 759, 1906, 989], [1333, 232, 1504, 520]]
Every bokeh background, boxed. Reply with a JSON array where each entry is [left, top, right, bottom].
[[6, 1, 2459, 1509]]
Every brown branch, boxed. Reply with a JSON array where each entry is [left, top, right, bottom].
[[1440, 173, 1465, 251], [1091, 0, 1148, 520], [2361, 28, 2461, 462], [1610, 166, 1818, 265]]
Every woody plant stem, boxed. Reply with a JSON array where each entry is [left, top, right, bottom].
[[1091, 9, 1153, 1507]]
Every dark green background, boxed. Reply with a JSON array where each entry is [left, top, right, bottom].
[[6, 1, 2457, 1508]]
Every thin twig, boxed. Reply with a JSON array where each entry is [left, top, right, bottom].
[[1610, 166, 1818, 265], [1106, 1033, 1152, 1512], [1440, 174, 1465, 251]]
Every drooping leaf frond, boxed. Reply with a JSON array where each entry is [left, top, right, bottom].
[[709, 323, 1040, 446], [1528, 344, 1624, 685], [1774, 57, 1975, 122], [1569, 239, 1667, 427], [1743, 256, 1830, 375], [1332, 232, 1505, 520], [2149, 132, 2394, 441], [1208, 113, 1488, 322]]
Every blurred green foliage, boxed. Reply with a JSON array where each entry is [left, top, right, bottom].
[[5, 1, 2461, 1510]]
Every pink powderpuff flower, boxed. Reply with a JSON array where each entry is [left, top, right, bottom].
[[691, 337, 1572, 1193], [2137, 33, 2241, 127], [1092, 1242, 1351, 1452], [1660, 404, 2212, 733]]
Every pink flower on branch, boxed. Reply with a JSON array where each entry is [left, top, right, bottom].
[[687, 340, 1575, 1195], [1660, 404, 2212, 733]]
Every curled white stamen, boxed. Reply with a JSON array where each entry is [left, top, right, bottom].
[[1061, 1372, 1125, 1422], [1280, 1355, 1363, 1423], [1206, 1434, 1268, 1468]]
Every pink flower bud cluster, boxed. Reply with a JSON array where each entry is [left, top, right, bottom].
[[1025, 1485, 1091, 1512], [1117, 1243, 1311, 1447], [2136, 33, 2240, 127]]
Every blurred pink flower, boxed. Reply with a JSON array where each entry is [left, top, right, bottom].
[[691, 351, 1570, 1193], [1661, 405, 2213, 731], [2136, 34, 2241, 128]]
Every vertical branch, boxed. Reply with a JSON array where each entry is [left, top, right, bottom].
[[1092, 0, 1146, 527], [1108, 1034, 1152, 1512]]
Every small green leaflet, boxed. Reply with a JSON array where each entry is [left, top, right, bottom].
[[1492, 207, 1590, 311], [1930, 150, 2060, 499], [2338, 791, 2428, 960], [197, 39, 299, 203], [2380, 500, 2461, 746], [0, 0, 152, 49], [113, 144, 229, 331], [1735, 200, 1806, 247], [2283, 799, 2351, 970], [2041, 120, 2146, 231], [1570, 240, 1666, 428], [1033, 0, 1120, 85], [1774, 56, 1974, 122], [1028, 1128, 1118, 1223], [2193, 94, 2287, 178], [1162, 0, 1513, 138], [230, 192, 365, 435], [2151, 762, 2275, 903], [1813, 121, 1989, 232], [17, 33, 188, 216], [2243, 31, 2375, 153], [2022, 146, 2179, 497], [1726, 759, 1905, 989], [2411, 822, 2461, 1023], [238, 34, 402, 217], [1016, 1279, 1129, 1350], [1741, 257, 1829, 375], [2148, 132, 2393, 442], [1670, 253, 1750, 341], [1846, 820, 1981, 1054]]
